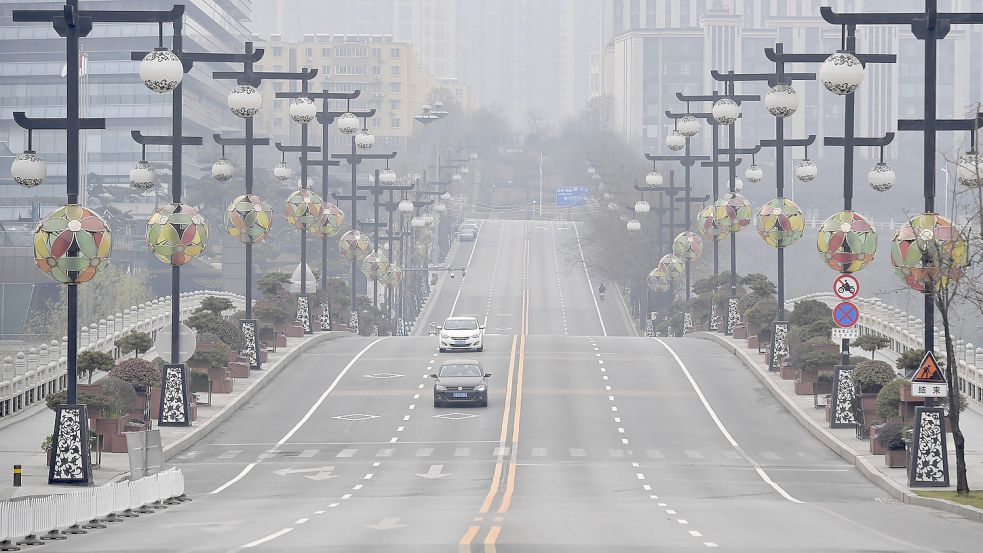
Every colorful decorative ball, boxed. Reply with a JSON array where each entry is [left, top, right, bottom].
[[956, 152, 983, 187], [212, 158, 234, 181], [380, 265, 402, 287], [697, 205, 727, 242], [756, 198, 804, 248], [672, 231, 704, 261], [284, 189, 323, 231], [890, 212, 968, 293], [129, 160, 155, 191], [139, 49, 184, 94], [146, 203, 208, 266], [362, 252, 391, 280], [658, 253, 685, 280], [224, 194, 272, 244], [34, 205, 112, 285], [868, 162, 895, 192], [339, 230, 371, 262], [765, 84, 799, 117], [11, 152, 46, 188], [228, 84, 262, 118], [312, 203, 345, 238], [647, 267, 671, 293], [816, 210, 877, 273], [820, 51, 864, 96], [288, 97, 317, 123], [712, 192, 753, 233]]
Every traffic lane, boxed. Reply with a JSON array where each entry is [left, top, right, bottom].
[[494, 336, 697, 551], [658, 336, 983, 551], [409, 223, 476, 336], [424, 219, 499, 328], [527, 221, 566, 336], [481, 220, 526, 337]]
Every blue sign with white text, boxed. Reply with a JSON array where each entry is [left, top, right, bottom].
[[555, 186, 590, 207]]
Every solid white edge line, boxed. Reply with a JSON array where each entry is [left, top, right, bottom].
[[209, 338, 385, 495], [241, 528, 293, 548], [573, 221, 607, 337], [654, 338, 803, 504]]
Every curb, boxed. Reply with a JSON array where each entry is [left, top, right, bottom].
[[693, 331, 983, 523], [161, 331, 347, 461], [615, 289, 640, 337]]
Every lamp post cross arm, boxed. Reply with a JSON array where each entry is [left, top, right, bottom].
[[710, 69, 815, 83], [764, 48, 896, 65], [718, 145, 761, 155], [665, 110, 712, 120], [646, 153, 711, 162], [277, 91, 360, 100], [759, 135, 817, 148], [677, 91, 756, 103], [275, 142, 321, 153], [15, 5, 183, 24], [825, 132, 895, 148], [305, 158, 341, 166], [332, 152, 398, 165], [131, 130, 202, 146], [701, 159, 744, 168], [333, 193, 368, 201], [821, 6, 983, 28], [13, 111, 104, 131], [898, 115, 983, 131], [213, 133, 270, 147]]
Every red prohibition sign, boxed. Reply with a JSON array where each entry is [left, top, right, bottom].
[[833, 274, 859, 301]]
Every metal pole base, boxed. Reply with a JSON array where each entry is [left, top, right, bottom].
[[15, 536, 43, 547], [296, 296, 312, 335], [239, 319, 260, 370], [81, 519, 106, 529], [725, 296, 741, 336], [48, 404, 92, 485], [0, 539, 21, 551], [118, 509, 140, 518], [62, 525, 87, 535], [319, 303, 331, 332], [40, 530, 67, 541], [908, 406, 949, 487], [830, 365, 857, 429], [768, 321, 790, 372], [350, 311, 360, 334], [157, 364, 192, 427], [100, 513, 124, 523]]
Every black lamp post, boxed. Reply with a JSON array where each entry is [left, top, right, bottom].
[[13, 1, 183, 485], [358, 168, 413, 314], [821, 1, 983, 489]]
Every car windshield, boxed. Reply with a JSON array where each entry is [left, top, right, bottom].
[[439, 364, 483, 377], [444, 319, 477, 330]]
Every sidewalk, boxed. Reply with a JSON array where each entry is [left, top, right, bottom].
[[697, 331, 983, 522], [0, 330, 346, 499]]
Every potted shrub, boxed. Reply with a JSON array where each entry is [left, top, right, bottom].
[[114, 331, 153, 359], [110, 358, 161, 421], [876, 421, 909, 467], [876, 378, 907, 423], [852, 334, 892, 360], [794, 350, 840, 395], [41, 434, 53, 466], [869, 423, 888, 455], [77, 350, 115, 384], [851, 359, 896, 411]]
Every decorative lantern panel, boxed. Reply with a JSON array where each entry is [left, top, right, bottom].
[[225, 194, 273, 244], [666, 130, 685, 151], [339, 229, 371, 262], [712, 193, 753, 233], [756, 198, 804, 248], [284, 189, 323, 230], [794, 159, 818, 182], [647, 267, 670, 293], [634, 200, 650, 214], [626, 218, 641, 232], [744, 165, 763, 183], [274, 161, 292, 182], [646, 171, 663, 186], [312, 203, 345, 238], [129, 160, 155, 191], [658, 254, 684, 280], [355, 129, 375, 150], [672, 231, 704, 261], [956, 152, 983, 187], [337, 112, 360, 134], [677, 115, 700, 137], [711, 98, 741, 125], [34, 205, 112, 284], [698, 205, 727, 241], [817, 210, 877, 273], [362, 252, 391, 280], [146, 203, 208, 266], [890, 213, 968, 293]]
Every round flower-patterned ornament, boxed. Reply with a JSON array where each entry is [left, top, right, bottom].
[[312, 203, 345, 238], [34, 205, 112, 285], [672, 231, 704, 261], [697, 205, 727, 242], [274, 161, 292, 182], [890, 212, 968, 293], [224, 194, 272, 244], [361, 252, 391, 280], [868, 162, 895, 192], [816, 210, 877, 273], [712, 98, 741, 125], [756, 198, 804, 248], [381, 264, 402, 287], [712, 192, 753, 233], [338, 229, 371, 262], [284, 189, 323, 231], [658, 253, 685, 280], [647, 266, 671, 293], [146, 203, 208, 266], [794, 159, 817, 182]]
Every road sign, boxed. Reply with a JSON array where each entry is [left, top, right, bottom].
[[833, 274, 859, 301], [831, 327, 860, 341], [832, 301, 860, 328], [555, 186, 590, 207], [911, 350, 946, 383], [911, 382, 947, 398], [152, 323, 196, 363]]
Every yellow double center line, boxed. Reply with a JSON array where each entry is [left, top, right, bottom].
[[459, 231, 530, 552]]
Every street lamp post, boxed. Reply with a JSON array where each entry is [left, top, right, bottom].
[[13, 1, 183, 485], [358, 169, 414, 315]]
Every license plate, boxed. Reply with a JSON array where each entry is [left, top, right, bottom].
[[453, 393, 468, 398]]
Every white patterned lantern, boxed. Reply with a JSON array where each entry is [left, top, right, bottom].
[[421, 212, 434, 225], [337, 112, 360, 134], [677, 115, 700, 137], [288, 97, 317, 123], [868, 162, 896, 192], [666, 130, 685, 151], [733, 178, 745, 193], [441, 191, 452, 201], [355, 129, 375, 150], [765, 84, 799, 118], [398, 199, 415, 213], [607, 202, 619, 211], [211, 158, 234, 181], [11, 152, 46, 188], [410, 216, 424, 227], [434, 201, 447, 213], [820, 51, 864, 96], [956, 152, 983, 187], [129, 160, 155, 191], [452, 173, 463, 182], [626, 218, 641, 232], [379, 168, 398, 185], [712, 98, 741, 125], [139, 49, 184, 93], [274, 161, 292, 182], [645, 171, 663, 186], [794, 159, 818, 182], [634, 200, 650, 214], [228, 85, 262, 118], [744, 165, 763, 183]]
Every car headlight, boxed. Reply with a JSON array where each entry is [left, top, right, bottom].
[[435, 384, 447, 391], [471, 332, 482, 339], [474, 384, 486, 392], [439, 333, 450, 340]]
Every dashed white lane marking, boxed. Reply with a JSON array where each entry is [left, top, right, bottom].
[[352, 485, 363, 490], [314, 510, 325, 515], [705, 543, 719, 548], [403, 415, 411, 421], [328, 503, 340, 508], [655, 338, 804, 504], [364, 474, 374, 480], [689, 531, 703, 537], [295, 518, 309, 525], [341, 493, 352, 500]]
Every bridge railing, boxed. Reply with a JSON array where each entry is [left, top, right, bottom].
[[786, 292, 983, 407], [0, 290, 244, 422]]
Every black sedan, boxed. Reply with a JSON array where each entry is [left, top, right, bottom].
[[431, 359, 490, 407]]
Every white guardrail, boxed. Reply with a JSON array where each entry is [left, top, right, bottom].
[[0, 468, 185, 543], [0, 290, 245, 421], [786, 293, 983, 407]]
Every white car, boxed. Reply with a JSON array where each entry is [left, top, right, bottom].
[[438, 316, 485, 352], [459, 221, 478, 241]]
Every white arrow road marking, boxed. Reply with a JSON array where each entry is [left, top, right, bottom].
[[273, 466, 336, 479], [417, 464, 449, 479], [365, 518, 408, 531]]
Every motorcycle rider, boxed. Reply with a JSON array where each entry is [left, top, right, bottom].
[[598, 283, 607, 300]]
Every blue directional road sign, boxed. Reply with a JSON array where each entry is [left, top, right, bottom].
[[555, 186, 590, 207], [833, 301, 859, 328]]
